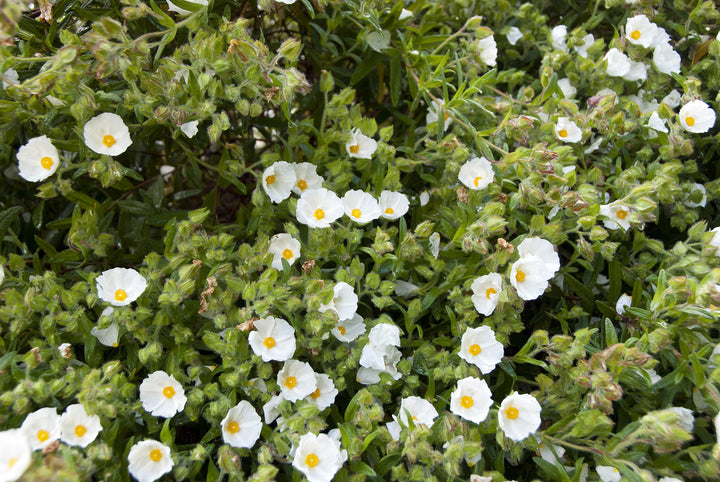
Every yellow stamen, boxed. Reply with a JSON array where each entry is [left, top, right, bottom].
[[37, 430, 49, 442], [515, 270, 526, 282], [505, 406, 519, 420], [102, 135, 116, 147], [558, 129, 568, 138], [616, 209, 628, 220], [74, 424, 87, 438], [263, 337, 276, 349], [305, 453, 319, 467], [149, 449, 162, 462], [9, 458, 18, 468], [282, 249, 293, 260], [284, 376, 297, 389], [163, 386, 175, 398], [474, 176, 482, 187], [310, 388, 321, 399], [265, 174, 276, 185], [385, 207, 394, 215], [349, 144, 360, 154], [226, 421, 239, 434], [313, 209, 325, 220], [469, 344, 481, 356], [460, 396, 474, 409], [296, 179, 307, 191], [351, 208, 362, 218], [114, 289, 127, 302], [630, 30, 641, 40], [40, 156, 54, 169], [485, 287, 497, 299], [338, 326, 346, 335], [686, 116, 695, 127]]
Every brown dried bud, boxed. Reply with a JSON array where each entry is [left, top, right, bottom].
[[237, 319, 256, 331], [497, 238, 514, 254], [456, 187, 468, 204], [302, 260, 316, 273]]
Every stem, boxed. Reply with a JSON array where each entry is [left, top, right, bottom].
[[544, 434, 606, 456]]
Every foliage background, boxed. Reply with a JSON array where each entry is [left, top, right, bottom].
[[1, 0, 720, 480]]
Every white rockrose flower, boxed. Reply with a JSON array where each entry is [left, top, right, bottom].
[[127, 440, 173, 482], [616, 293, 632, 314], [554, 117, 582, 143], [343, 190, 382, 224], [277, 360, 317, 402], [291, 162, 324, 195], [179, 120, 199, 138], [599, 203, 632, 231], [604, 48, 631, 77], [96, 267, 147, 307], [538, 441, 565, 465], [678, 99, 716, 133], [83, 113, 132, 156], [268, 233, 301, 270], [346, 128, 377, 159], [296, 188, 344, 228], [459, 156, 495, 190], [623, 60, 647, 82], [625, 14, 658, 48], [470, 273, 502, 316], [458, 326, 504, 374], [517, 237, 560, 274], [662, 89, 682, 109], [596, 466, 622, 482], [59, 404, 102, 448], [92, 307, 120, 347], [574, 33, 594, 58], [685, 182, 707, 208], [653, 43, 681, 74], [2, 68, 19, 89], [20, 407, 61, 451], [319, 281, 358, 321], [139, 371, 187, 418], [506, 27, 522, 45], [331, 314, 366, 342], [167, 0, 208, 15], [476, 35, 497, 66], [498, 392, 542, 442], [248, 316, 296, 362], [510, 255, 556, 300], [262, 161, 296, 203], [16, 135, 60, 182], [557, 78, 577, 98], [221, 400, 262, 448], [378, 191, 409, 220], [292, 432, 345, 482], [647, 112, 668, 133], [551, 25, 568, 51], [397, 396, 438, 427], [0, 429, 32, 482], [426, 99, 452, 130], [305, 373, 338, 411], [450, 377, 493, 424]]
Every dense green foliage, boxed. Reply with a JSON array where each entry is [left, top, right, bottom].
[[1, 0, 720, 480]]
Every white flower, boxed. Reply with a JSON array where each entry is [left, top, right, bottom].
[[139, 371, 187, 418], [510, 255, 556, 300], [0, 264, 4, 286], [458, 326, 504, 374], [596, 466, 622, 482], [96, 267, 147, 307], [662, 89, 682, 109], [296, 188, 344, 228], [16, 135, 60, 182], [394, 280, 419, 298], [221, 400, 262, 448], [127, 440, 173, 482], [668, 407, 694, 431], [305, 373, 338, 411], [277, 360, 317, 402], [551, 25, 568, 51], [476, 35, 497, 66], [538, 441, 565, 465], [268, 233, 301, 270], [517, 237, 560, 274], [368, 323, 401, 347], [458, 156, 495, 190], [599, 203, 632, 231], [83, 113, 132, 156], [398, 8, 412, 20], [450, 377, 493, 424], [419, 190, 430, 206], [498, 392, 542, 442], [506, 27, 522, 45], [647, 112, 668, 133], [343, 190, 382, 224], [366, 30, 391, 53], [710, 227, 720, 252], [554, 117, 582, 143], [291, 162, 324, 195], [20, 407, 61, 451], [159, 165, 175, 182], [263, 395, 283, 424], [625, 14, 658, 48], [679, 100, 716, 133], [616, 294, 632, 314], [276, 0, 296, 4], [574, 34, 594, 58], [292, 432, 345, 482], [2, 68, 19, 89], [653, 43, 681, 74], [658, 478, 682, 482], [262, 161, 296, 203], [426, 99, 452, 130], [715, 412, 720, 445], [0, 429, 31, 482], [470, 273, 502, 316], [180, 120, 199, 138], [167, 0, 208, 15], [378, 191, 409, 219], [429, 232, 440, 259], [58, 343, 72, 359], [248, 316, 296, 362], [59, 404, 102, 448], [331, 313, 366, 342], [557, 78, 576, 98], [319, 281, 358, 321], [604, 48, 631, 77], [645, 368, 662, 385], [398, 396, 438, 427], [358, 324, 402, 384], [685, 182, 707, 208], [623, 60, 647, 82], [92, 307, 120, 347], [346, 129, 377, 159]]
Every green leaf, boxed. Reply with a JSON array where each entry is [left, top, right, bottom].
[[390, 54, 402, 107], [160, 418, 173, 447], [374, 453, 402, 477]]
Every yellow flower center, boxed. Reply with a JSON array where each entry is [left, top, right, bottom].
[[310, 388, 321, 399], [469, 344, 482, 356], [460, 395, 474, 409], [349, 144, 360, 154], [163, 386, 175, 398], [37, 430, 49, 442], [351, 208, 362, 218], [385, 207, 394, 215], [263, 336, 276, 349], [505, 406, 519, 420], [282, 249, 293, 260], [265, 174, 276, 185], [102, 134, 116, 147], [296, 179, 307, 191], [74, 424, 87, 438], [515, 270, 526, 282], [443, 112, 449, 121], [9, 457, 18, 468], [630, 30, 641, 40], [305, 453, 319, 468], [226, 421, 239, 434], [284, 376, 297, 389], [686, 116, 695, 127], [41, 156, 54, 169], [314, 209, 325, 220], [338, 326, 346, 335], [558, 129, 568, 138], [474, 176, 482, 187], [149, 449, 163, 462], [485, 287, 497, 299], [616, 209, 628, 220], [113, 342, 118, 347], [114, 289, 127, 302]]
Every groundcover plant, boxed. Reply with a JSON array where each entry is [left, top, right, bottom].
[[1, 0, 720, 480]]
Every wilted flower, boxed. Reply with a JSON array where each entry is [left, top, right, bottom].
[[346, 128, 377, 159], [458, 156, 495, 190], [277, 360, 317, 402], [83, 113, 132, 156], [262, 161, 296, 203], [291, 162, 324, 195], [59, 404, 102, 448], [506, 27, 522, 45], [653, 43, 681, 74], [498, 392, 542, 442], [180, 120, 199, 138], [331, 313, 366, 342], [378, 191, 409, 220], [342, 190, 382, 224], [625, 14, 658, 48], [604, 48, 631, 77], [296, 188, 344, 228], [21, 407, 61, 451], [221, 401, 262, 448], [0, 429, 32, 482], [470, 273, 502, 316], [319, 281, 358, 321], [599, 203, 632, 231], [678, 100, 716, 133], [554, 117, 582, 143], [17, 135, 60, 182], [268, 233, 301, 270], [139, 371, 187, 418], [450, 377, 493, 424], [292, 432, 345, 482], [458, 326, 504, 374], [96, 267, 147, 307], [248, 316, 296, 362], [305, 373, 338, 411], [127, 440, 173, 482]]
